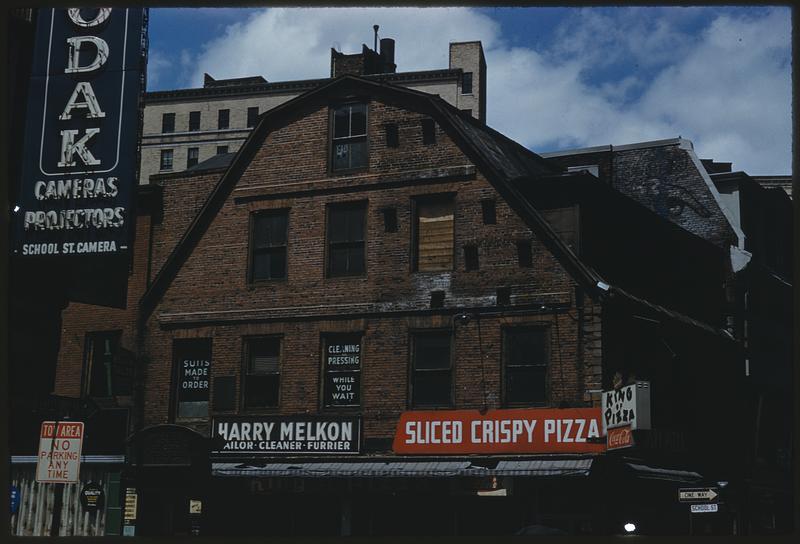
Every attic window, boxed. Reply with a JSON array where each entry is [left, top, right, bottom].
[[422, 119, 436, 145], [332, 103, 368, 171], [385, 123, 399, 148]]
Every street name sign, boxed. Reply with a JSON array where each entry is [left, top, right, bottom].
[[691, 504, 719, 514], [36, 421, 84, 483], [678, 488, 719, 503]]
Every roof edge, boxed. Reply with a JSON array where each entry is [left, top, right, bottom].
[[540, 137, 685, 158]]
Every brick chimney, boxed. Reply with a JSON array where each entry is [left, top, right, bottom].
[[330, 39, 397, 77]]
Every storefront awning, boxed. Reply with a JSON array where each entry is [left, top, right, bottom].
[[212, 458, 594, 478], [626, 462, 703, 483]]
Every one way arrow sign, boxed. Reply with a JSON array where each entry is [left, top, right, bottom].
[[678, 488, 719, 502]]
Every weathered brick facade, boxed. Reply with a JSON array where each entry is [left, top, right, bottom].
[[56, 81, 602, 445]]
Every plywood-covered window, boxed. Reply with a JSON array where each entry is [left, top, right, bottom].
[[414, 196, 454, 272]]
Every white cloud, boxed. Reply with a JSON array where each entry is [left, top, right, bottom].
[[145, 49, 173, 89], [182, 6, 790, 174], [189, 7, 499, 87]]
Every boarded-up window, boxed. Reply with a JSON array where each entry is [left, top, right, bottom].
[[415, 197, 454, 272], [541, 206, 580, 252]]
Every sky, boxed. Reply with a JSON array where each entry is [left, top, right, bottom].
[[147, 6, 792, 175]]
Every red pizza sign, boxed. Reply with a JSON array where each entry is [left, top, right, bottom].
[[393, 408, 605, 454]]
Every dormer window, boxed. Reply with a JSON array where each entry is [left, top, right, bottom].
[[331, 103, 367, 171]]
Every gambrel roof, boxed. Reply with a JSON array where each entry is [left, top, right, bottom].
[[137, 75, 619, 322]]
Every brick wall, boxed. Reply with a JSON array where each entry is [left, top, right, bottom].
[[54, 213, 153, 397], [53, 93, 600, 442], [136, 97, 591, 434], [149, 170, 222, 284]]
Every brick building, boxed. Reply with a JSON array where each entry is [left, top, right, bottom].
[[40, 68, 762, 537], [13, 24, 790, 535], [138, 38, 486, 185]]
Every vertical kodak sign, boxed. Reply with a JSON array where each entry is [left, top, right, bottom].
[[13, 8, 147, 258]]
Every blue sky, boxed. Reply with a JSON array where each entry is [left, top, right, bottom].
[[147, 6, 791, 175]]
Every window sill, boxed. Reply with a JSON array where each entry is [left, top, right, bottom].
[[329, 166, 369, 177], [321, 406, 361, 413], [412, 269, 454, 274], [240, 406, 281, 414], [249, 277, 288, 286], [503, 402, 549, 409], [325, 274, 367, 280]]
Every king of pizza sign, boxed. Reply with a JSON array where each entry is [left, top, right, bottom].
[[602, 381, 651, 432]]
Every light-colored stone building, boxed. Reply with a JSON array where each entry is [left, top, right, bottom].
[[139, 39, 486, 185]]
